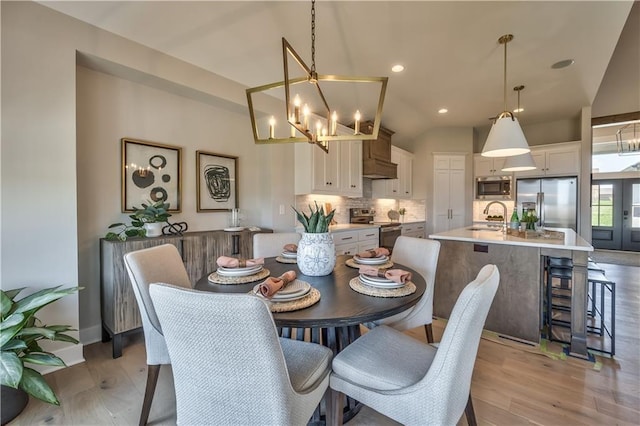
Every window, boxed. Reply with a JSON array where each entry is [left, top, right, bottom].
[[591, 183, 613, 227]]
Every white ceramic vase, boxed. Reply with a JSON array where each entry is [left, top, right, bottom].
[[297, 232, 336, 276], [144, 222, 164, 237]]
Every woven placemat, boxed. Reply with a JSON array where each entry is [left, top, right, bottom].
[[345, 258, 394, 269], [276, 256, 297, 264], [349, 277, 416, 298], [208, 268, 271, 285], [253, 287, 321, 313]]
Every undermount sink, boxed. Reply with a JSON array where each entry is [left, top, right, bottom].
[[467, 226, 502, 232]]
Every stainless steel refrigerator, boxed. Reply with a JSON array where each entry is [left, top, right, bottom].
[[516, 177, 578, 231]]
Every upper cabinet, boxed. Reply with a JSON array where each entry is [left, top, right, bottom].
[[372, 146, 414, 199], [513, 142, 581, 178], [295, 138, 363, 197], [473, 156, 507, 177]]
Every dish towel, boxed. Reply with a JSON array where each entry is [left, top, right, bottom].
[[283, 244, 298, 253], [359, 266, 412, 284], [259, 270, 297, 298], [355, 247, 390, 259], [216, 256, 264, 268]]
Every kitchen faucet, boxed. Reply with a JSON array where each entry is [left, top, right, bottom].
[[483, 201, 508, 233]]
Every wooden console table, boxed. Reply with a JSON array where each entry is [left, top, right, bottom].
[[100, 228, 271, 358]]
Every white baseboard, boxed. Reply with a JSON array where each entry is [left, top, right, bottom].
[[79, 323, 104, 346], [40, 345, 85, 375]]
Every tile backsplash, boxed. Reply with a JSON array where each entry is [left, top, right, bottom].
[[295, 179, 427, 226]]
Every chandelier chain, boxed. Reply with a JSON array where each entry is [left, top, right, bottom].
[[311, 0, 316, 74]]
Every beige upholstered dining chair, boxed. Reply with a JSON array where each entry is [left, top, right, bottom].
[[366, 236, 441, 342], [149, 283, 333, 425], [123, 244, 192, 426], [253, 232, 301, 258], [328, 264, 500, 426]]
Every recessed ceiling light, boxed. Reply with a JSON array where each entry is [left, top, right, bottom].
[[551, 59, 575, 69], [391, 64, 405, 73], [513, 107, 524, 113], [438, 108, 448, 114]]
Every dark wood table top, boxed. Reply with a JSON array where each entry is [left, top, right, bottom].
[[194, 255, 425, 328]]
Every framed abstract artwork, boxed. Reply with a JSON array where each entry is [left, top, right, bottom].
[[196, 151, 238, 212], [121, 138, 182, 212]]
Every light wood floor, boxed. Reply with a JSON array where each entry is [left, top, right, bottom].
[[9, 262, 639, 425]]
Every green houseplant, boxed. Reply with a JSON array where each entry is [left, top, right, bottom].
[[292, 202, 337, 276], [1, 286, 80, 409], [106, 200, 171, 240]]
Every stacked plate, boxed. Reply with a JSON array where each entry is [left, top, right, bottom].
[[353, 255, 389, 265], [280, 251, 297, 259], [359, 274, 405, 289], [253, 280, 311, 302], [217, 264, 263, 277]]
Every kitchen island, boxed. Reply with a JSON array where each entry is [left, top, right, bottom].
[[429, 226, 593, 357]]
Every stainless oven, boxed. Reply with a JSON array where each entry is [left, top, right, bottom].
[[475, 176, 513, 200]]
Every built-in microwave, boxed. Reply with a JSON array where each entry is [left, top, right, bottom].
[[475, 176, 512, 200]]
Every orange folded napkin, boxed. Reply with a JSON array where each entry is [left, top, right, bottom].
[[283, 244, 298, 253], [259, 270, 297, 298], [355, 247, 390, 259], [216, 256, 264, 268], [359, 266, 412, 284]]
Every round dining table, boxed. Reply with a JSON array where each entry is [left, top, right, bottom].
[[195, 254, 426, 423]]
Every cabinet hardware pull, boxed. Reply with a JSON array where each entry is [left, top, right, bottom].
[[342, 236, 353, 240]]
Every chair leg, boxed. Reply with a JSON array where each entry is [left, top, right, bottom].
[[424, 323, 434, 343], [139, 364, 161, 426], [465, 394, 477, 426], [326, 389, 344, 426]]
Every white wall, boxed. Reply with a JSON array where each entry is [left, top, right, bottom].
[[410, 127, 474, 235], [2, 1, 296, 358]]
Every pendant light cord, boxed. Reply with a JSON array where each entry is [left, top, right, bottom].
[[311, 0, 316, 74], [503, 39, 508, 112]]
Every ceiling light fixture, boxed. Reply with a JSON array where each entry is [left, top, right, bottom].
[[438, 108, 448, 114], [246, 0, 388, 153], [482, 34, 530, 158], [502, 85, 536, 172], [392, 64, 405, 73], [616, 121, 640, 156], [551, 59, 575, 69]]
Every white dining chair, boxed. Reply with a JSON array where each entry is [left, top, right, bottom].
[[328, 264, 500, 426], [149, 283, 333, 425], [123, 244, 192, 426], [366, 236, 441, 342], [253, 232, 301, 258]]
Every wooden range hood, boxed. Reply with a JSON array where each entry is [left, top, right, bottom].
[[361, 121, 398, 179]]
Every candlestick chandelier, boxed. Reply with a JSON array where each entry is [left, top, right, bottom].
[[246, 0, 388, 153]]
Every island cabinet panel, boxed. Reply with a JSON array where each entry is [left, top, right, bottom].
[[100, 229, 269, 358], [433, 240, 542, 343]]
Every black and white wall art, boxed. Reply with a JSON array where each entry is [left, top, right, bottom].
[[121, 138, 182, 212], [196, 151, 238, 212]]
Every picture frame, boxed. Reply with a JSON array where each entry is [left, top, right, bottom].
[[196, 151, 238, 212], [121, 138, 182, 212]]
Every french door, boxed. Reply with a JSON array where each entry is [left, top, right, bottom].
[[592, 178, 640, 251]]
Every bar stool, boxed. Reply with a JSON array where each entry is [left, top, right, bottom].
[[587, 269, 616, 355]]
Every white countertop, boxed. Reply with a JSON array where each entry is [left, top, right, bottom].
[[429, 226, 593, 252], [328, 224, 380, 232]]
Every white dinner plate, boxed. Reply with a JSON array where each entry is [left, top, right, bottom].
[[253, 280, 311, 301], [353, 255, 389, 265], [217, 265, 263, 277], [281, 251, 297, 259], [223, 227, 245, 232], [359, 274, 405, 289]]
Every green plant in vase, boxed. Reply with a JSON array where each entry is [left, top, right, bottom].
[[292, 202, 336, 233], [291, 202, 337, 276], [523, 211, 539, 230]]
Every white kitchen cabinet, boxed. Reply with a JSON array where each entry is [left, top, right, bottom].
[[514, 142, 580, 178], [339, 140, 363, 197], [357, 228, 380, 252], [433, 154, 466, 233], [474, 155, 507, 177], [401, 222, 426, 238], [372, 146, 413, 199], [333, 228, 379, 255]]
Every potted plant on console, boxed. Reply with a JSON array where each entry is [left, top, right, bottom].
[[1, 286, 80, 424], [132, 200, 171, 237], [292, 202, 336, 276]]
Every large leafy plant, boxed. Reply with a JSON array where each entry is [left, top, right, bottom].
[[292, 202, 336, 233], [105, 200, 171, 241], [1, 286, 80, 405]]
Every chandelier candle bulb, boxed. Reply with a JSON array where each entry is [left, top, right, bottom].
[[289, 114, 296, 137], [331, 111, 338, 136], [269, 116, 275, 139], [303, 104, 310, 130], [294, 95, 301, 123], [354, 110, 361, 134], [316, 120, 322, 137]]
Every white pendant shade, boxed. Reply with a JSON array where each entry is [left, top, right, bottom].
[[481, 116, 530, 157], [501, 151, 536, 171]]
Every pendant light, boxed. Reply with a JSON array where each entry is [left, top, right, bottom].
[[482, 34, 530, 158], [502, 85, 537, 171]]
